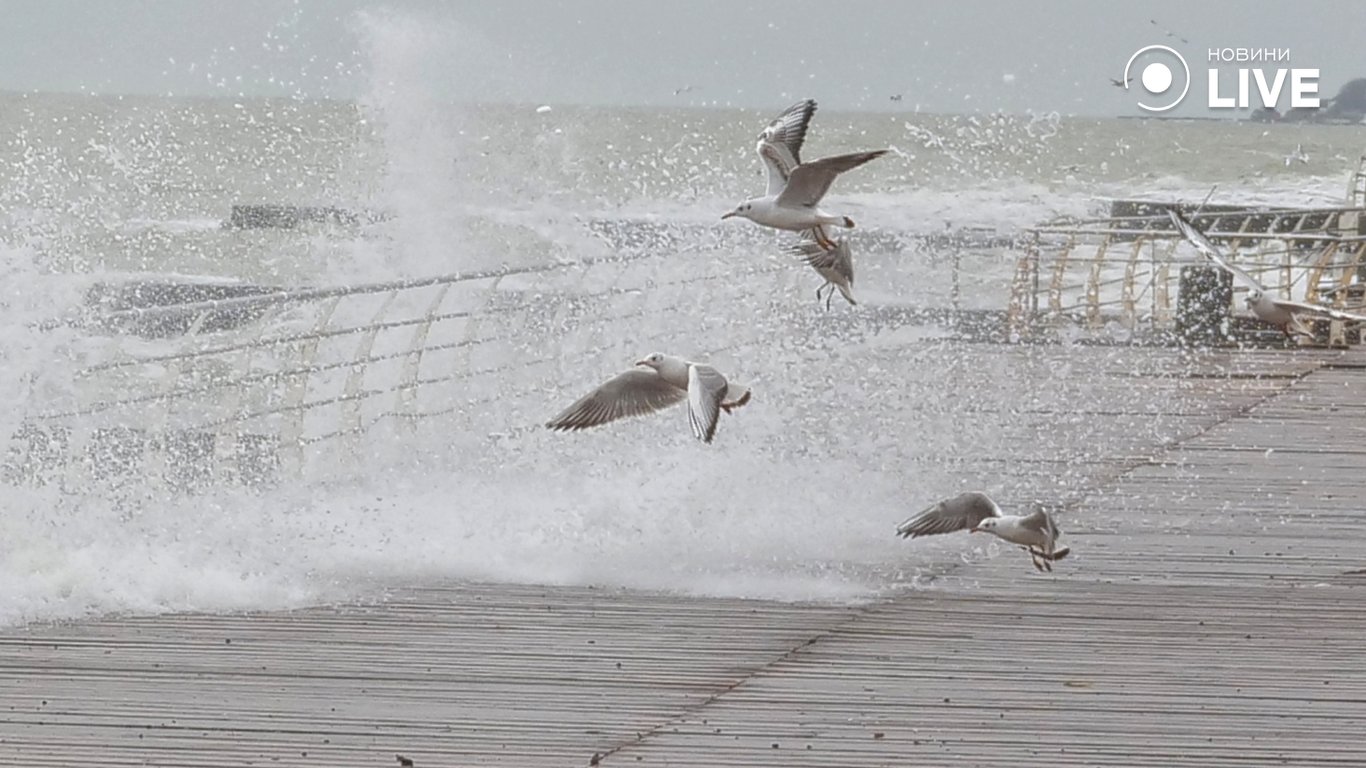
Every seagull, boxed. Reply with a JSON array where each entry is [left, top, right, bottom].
[[722, 99, 889, 250], [1168, 208, 1366, 339], [1284, 143, 1309, 166], [1110, 76, 1133, 89], [545, 353, 751, 444], [1149, 18, 1190, 44], [783, 230, 856, 309], [673, 85, 695, 96], [895, 491, 1070, 572]]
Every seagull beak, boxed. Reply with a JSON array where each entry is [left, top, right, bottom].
[[720, 211, 737, 220], [969, 527, 982, 534], [635, 359, 650, 367]]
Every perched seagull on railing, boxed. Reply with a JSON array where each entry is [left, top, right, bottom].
[[783, 230, 857, 310], [896, 491, 1070, 572], [1167, 208, 1366, 339], [546, 353, 750, 444], [722, 99, 888, 250]]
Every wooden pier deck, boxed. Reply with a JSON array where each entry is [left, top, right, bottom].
[[2, 347, 1364, 767]]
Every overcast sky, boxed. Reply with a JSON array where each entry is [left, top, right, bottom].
[[0, 0, 1361, 116]]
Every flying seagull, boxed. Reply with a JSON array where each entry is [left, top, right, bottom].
[[1167, 208, 1366, 339], [546, 353, 750, 444], [1149, 18, 1190, 44], [784, 230, 857, 309], [722, 99, 888, 250], [1284, 143, 1309, 166], [1110, 76, 1133, 89], [895, 491, 1070, 572]]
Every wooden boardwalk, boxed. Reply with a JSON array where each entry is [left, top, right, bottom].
[[2, 347, 1364, 767]]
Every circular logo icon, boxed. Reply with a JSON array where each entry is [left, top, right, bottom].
[[1123, 45, 1190, 112]]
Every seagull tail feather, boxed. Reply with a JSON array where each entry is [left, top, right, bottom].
[[720, 388, 752, 413]]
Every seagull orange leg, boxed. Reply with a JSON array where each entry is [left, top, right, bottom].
[[814, 227, 835, 251]]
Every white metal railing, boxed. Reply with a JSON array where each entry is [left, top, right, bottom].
[[6, 243, 813, 492], [1006, 206, 1366, 339], [1348, 154, 1366, 208]]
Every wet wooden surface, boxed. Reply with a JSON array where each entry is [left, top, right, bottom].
[[2, 346, 1364, 767]]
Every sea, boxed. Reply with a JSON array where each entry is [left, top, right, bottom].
[[0, 74, 1362, 627]]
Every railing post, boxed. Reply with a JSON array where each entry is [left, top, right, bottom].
[[1121, 237, 1145, 329], [341, 290, 400, 441], [1048, 235, 1076, 316], [280, 296, 342, 474], [1085, 238, 1111, 329], [396, 282, 454, 426]]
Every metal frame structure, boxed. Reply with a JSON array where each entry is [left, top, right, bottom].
[[6, 246, 806, 491], [11, 169, 1366, 491], [1005, 206, 1366, 341], [1349, 154, 1366, 208]]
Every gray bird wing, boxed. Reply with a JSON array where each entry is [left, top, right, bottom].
[[1271, 298, 1366, 322], [686, 364, 729, 444], [784, 232, 855, 284], [1166, 208, 1266, 292], [759, 141, 797, 198], [1020, 508, 1061, 541], [895, 491, 1001, 539], [776, 150, 889, 208], [546, 369, 686, 432], [757, 99, 816, 196]]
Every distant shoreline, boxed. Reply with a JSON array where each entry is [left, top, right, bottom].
[[3, 87, 1352, 122]]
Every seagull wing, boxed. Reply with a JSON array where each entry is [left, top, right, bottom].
[[776, 150, 889, 208], [1167, 208, 1266, 292], [895, 491, 1001, 539], [546, 369, 686, 432], [784, 231, 855, 284], [686, 364, 729, 444], [757, 100, 815, 196], [759, 99, 816, 160], [758, 141, 798, 197], [1020, 508, 1061, 541], [1271, 298, 1366, 322]]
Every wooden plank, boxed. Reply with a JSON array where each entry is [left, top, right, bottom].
[[3, 346, 1365, 767]]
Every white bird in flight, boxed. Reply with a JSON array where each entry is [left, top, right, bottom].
[[546, 353, 750, 444], [1168, 208, 1366, 340], [895, 491, 1071, 572], [722, 99, 888, 250], [784, 231, 857, 310]]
